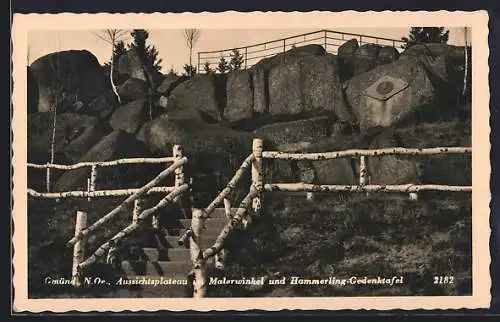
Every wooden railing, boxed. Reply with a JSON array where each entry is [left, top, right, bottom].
[[188, 138, 473, 297], [27, 145, 189, 286]]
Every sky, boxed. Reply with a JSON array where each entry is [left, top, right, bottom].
[[28, 27, 471, 74]]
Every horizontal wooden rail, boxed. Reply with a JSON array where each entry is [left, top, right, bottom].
[[261, 147, 472, 161], [28, 186, 176, 199], [195, 187, 258, 268], [77, 184, 189, 269], [27, 156, 176, 170], [202, 154, 254, 219], [67, 157, 188, 246], [264, 183, 472, 193]]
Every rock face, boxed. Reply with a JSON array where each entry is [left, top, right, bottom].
[[224, 70, 254, 122], [85, 90, 118, 118], [137, 116, 252, 205], [55, 130, 152, 191], [109, 99, 150, 134], [350, 43, 381, 76], [366, 128, 421, 185], [338, 39, 359, 58], [156, 75, 189, 95], [251, 44, 326, 115], [27, 113, 111, 163], [166, 74, 226, 122], [268, 54, 354, 124], [253, 116, 332, 148], [29, 50, 108, 113], [377, 46, 400, 65], [117, 77, 150, 102], [401, 43, 466, 61], [344, 55, 435, 131], [117, 48, 162, 88]]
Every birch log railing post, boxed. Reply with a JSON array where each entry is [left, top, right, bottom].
[[173, 144, 185, 200], [190, 208, 206, 298], [132, 199, 143, 225], [359, 156, 369, 196], [71, 210, 87, 287], [252, 139, 264, 215]]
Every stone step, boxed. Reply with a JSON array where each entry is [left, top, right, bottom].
[[165, 235, 220, 249], [179, 218, 228, 230], [121, 260, 193, 276], [210, 207, 239, 219], [142, 247, 192, 262]]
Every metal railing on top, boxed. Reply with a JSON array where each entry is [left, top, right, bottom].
[[197, 29, 406, 73]]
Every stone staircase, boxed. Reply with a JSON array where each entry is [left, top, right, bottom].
[[114, 207, 232, 298]]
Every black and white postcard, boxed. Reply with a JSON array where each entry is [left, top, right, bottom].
[[11, 11, 491, 311]]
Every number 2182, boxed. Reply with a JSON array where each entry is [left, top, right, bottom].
[[434, 276, 454, 284]]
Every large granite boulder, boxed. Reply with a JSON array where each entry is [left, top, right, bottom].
[[137, 116, 253, 205], [338, 38, 359, 58], [343, 55, 435, 131], [117, 48, 163, 88], [401, 43, 466, 61], [166, 74, 226, 122], [251, 45, 326, 115], [268, 54, 355, 124], [253, 116, 332, 148], [117, 77, 150, 103], [109, 99, 153, 134], [85, 90, 118, 119], [224, 70, 254, 122], [29, 50, 108, 113], [27, 112, 111, 163], [54, 130, 152, 191], [350, 43, 381, 76], [377, 46, 400, 66], [156, 75, 189, 95], [365, 128, 421, 185]]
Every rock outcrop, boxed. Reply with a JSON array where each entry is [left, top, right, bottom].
[[117, 48, 163, 88], [251, 44, 326, 115], [344, 55, 435, 131], [29, 50, 108, 114], [253, 116, 333, 148], [109, 99, 152, 134], [224, 70, 254, 122], [28, 112, 111, 163], [268, 54, 355, 124], [166, 74, 226, 122], [55, 130, 152, 191], [117, 77, 150, 103]]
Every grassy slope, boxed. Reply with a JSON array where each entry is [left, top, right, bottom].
[[206, 119, 472, 297]]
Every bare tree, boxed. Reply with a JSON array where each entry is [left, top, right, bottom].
[[183, 29, 201, 75], [94, 29, 129, 104], [462, 27, 469, 96]]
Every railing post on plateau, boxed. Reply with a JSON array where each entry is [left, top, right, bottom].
[[72, 210, 88, 287], [245, 47, 248, 69], [252, 138, 264, 215], [324, 30, 327, 53], [132, 198, 143, 225], [283, 39, 286, 63], [197, 52, 200, 75]]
